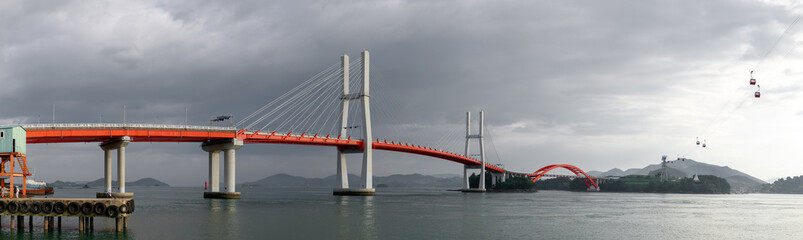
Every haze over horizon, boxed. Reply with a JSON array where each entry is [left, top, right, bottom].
[[2, 1, 803, 187]]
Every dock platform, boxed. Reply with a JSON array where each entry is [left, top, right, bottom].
[[0, 197, 134, 232]]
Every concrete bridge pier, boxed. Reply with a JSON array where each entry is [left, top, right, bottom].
[[491, 172, 506, 185], [333, 147, 375, 196], [97, 136, 134, 199], [461, 165, 486, 192], [202, 138, 243, 199]]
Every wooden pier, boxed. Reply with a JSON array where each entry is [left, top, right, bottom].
[[0, 197, 134, 232]]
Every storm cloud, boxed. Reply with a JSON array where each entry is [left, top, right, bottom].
[[1, 0, 802, 185]]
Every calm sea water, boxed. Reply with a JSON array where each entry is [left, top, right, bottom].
[[0, 186, 801, 239]]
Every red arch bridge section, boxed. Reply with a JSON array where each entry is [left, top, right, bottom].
[[527, 164, 600, 190]]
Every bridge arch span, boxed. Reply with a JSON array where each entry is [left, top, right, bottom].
[[529, 164, 599, 189]]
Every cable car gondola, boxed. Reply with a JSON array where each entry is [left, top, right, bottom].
[[755, 85, 761, 98], [749, 71, 756, 85], [696, 137, 700, 146]]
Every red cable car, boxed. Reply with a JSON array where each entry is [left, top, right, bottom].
[[750, 78, 756, 85], [755, 84, 761, 98]]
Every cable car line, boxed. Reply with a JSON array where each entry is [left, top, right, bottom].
[[751, 15, 801, 73], [679, 14, 800, 157]]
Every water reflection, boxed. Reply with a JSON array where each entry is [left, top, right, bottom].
[[207, 199, 239, 239], [360, 196, 376, 239], [208, 198, 238, 213], [336, 196, 350, 217], [335, 195, 377, 239]]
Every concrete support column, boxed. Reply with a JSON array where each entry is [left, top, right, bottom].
[[336, 149, 349, 189], [104, 149, 112, 193], [224, 148, 236, 192], [478, 111, 486, 190], [208, 150, 220, 192], [118, 144, 127, 193], [360, 51, 373, 190], [465, 112, 471, 160], [98, 136, 131, 198], [339, 54, 350, 139], [115, 218, 122, 232], [202, 138, 243, 199], [463, 165, 470, 189], [334, 54, 352, 192]]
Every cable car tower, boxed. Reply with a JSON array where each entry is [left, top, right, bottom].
[[660, 155, 668, 182]]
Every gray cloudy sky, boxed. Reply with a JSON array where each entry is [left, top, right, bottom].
[[2, 1, 803, 186]]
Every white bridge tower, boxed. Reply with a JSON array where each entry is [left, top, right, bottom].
[[462, 111, 487, 192], [334, 51, 374, 196]]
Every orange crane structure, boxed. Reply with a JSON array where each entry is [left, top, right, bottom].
[[0, 152, 30, 198]]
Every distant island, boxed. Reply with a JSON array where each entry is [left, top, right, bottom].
[[587, 158, 764, 193], [468, 173, 536, 192], [759, 175, 803, 194], [50, 178, 169, 188], [537, 174, 731, 194]]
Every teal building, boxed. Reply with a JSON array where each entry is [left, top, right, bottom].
[[0, 126, 26, 154]]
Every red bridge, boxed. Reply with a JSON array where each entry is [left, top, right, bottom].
[[16, 51, 597, 198]]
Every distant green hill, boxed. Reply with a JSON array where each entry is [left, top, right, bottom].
[[760, 175, 803, 194], [589, 159, 765, 192], [242, 173, 462, 188], [596, 175, 730, 194], [50, 178, 169, 188]]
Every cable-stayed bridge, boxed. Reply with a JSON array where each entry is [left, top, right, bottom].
[[18, 51, 598, 198]]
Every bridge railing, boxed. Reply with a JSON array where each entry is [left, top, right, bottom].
[[21, 123, 236, 132], [244, 131, 369, 140]]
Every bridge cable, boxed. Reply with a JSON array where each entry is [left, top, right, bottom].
[[752, 15, 800, 73], [485, 123, 504, 167], [239, 63, 340, 129], [259, 64, 344, 132], [287, 73, 344, 132], [248, 63, 341, 131]]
